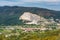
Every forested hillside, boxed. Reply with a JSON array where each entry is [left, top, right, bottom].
[[0, 6, 60, 25]]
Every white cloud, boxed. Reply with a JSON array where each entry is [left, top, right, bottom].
[[0, 0, 60, 5], [20, 0, 60, 2], [0, 0, 60, 10], [0, 1, 24, 6], [39, 0, 60, 2], [21, 0, 60, 6], [0, 0, 60, 6]]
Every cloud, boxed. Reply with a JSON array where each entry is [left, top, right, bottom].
[[1, 0, 60, 3], [39, 0, 60, 2], [0, 0, 17, 2], [0, 0, 60, 6], [20, 0, 60, 2], [0, 1, 24, 6], [0, 0, 60, 10]]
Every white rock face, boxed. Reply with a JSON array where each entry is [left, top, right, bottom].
[[19, 12, 46, 25], [20, 12, 32, 21]]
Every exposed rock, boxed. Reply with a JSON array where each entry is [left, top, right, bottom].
[[19, 12, 58, 25], [19, 12, 32, 21], [19, 12, 47, 25]]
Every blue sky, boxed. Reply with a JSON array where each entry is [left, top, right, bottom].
[[0, 0, 60, 11]]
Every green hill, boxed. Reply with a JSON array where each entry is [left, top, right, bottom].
[[0, 6, 60, 25]]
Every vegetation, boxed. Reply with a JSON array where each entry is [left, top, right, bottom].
[[0, 28, 60, 40], [0, 6, 60, 40], [0, 6, 60, 25]]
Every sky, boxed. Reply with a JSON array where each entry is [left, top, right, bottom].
[[0, 0, 60, 11]]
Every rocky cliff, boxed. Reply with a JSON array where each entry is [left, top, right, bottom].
[[19, 12, 48, 25]]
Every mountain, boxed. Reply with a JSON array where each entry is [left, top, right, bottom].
[[0, 6, 60, 25]]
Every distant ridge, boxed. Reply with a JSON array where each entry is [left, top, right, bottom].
[[0, 6, 60, 25]]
